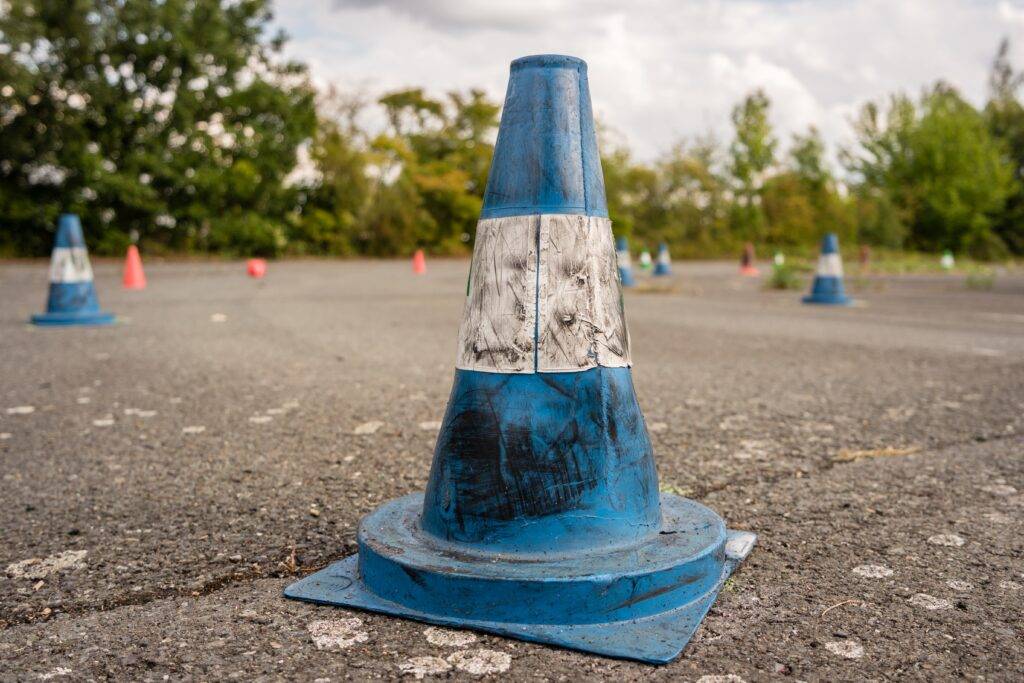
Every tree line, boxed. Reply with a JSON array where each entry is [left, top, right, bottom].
[[2, 1, 1022, 260]]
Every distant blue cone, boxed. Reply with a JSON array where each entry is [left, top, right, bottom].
[[31, 214, 115, 326], [616, 236, 635, 286], [803, 233, 851, 305], [285, 55, 756, 665], [654, 242, 672, 276]]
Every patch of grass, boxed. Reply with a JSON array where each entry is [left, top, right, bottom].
[[766, 264, 804, 290]]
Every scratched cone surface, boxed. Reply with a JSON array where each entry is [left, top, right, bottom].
[[32, 214, 115, 326], [285, 55, 755, 664]]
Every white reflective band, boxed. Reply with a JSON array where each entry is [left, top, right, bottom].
[[456, 214, 631, 374], [48, 247, 94, 283], [657, 251, 670, 265], [816, 253, 843, 278]]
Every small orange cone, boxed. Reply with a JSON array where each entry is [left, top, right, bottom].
[[740, 242, 760, 276], [412, 249, 426, 275], [247, 258, 267, 278], [123, 244, 147, 290]]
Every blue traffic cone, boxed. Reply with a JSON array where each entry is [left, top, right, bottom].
[[803, 233, 851, 305], [616, 236, 635, 286], [654, 242, 672, 276], [284, 55, 755, 664], [31, 214, 115, 326]]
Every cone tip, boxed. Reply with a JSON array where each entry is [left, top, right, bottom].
[[510, 54, 586, 71]]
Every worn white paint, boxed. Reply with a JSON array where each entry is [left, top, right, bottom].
[[456, 214, 630, 374], [981, 484, 1017, 496], [48, 247, 94, 283], [249, 415, 272, 424], [423, 626, 477, 647], [92, 417, 114, 427], [210, 313, 227, 323], [6, 406, 35, 415], [815, 252, 843, 277], [825, 640, 865, 659], [307, 618, 369, 650], [853, 564, 893, 578], [6, 550, 87, 579], [927, 533, 965, 547], [909, 593, 952, 610], [182, 425, 206, 435], [446, 649, 511, 675], [353, 421, 383, 435], [399, 656, 451, 679]]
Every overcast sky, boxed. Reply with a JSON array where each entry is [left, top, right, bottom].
[[272, 0, 1024, 161]]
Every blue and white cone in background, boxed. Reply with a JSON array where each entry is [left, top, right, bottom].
[[803, 233, 851, 306], [616, 236, 635, 286], [31, 214, 115, 326], [654, 242, 672, 276], [285, 54, 755, 665]]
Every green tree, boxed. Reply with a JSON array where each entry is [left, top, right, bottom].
[[0, 0, 316, 256], [728, 90, 777, 242], [985, 38, 1024, 254]]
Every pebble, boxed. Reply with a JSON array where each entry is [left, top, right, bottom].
[[446, 649, 511, 675], [927, 534, 965, 547], [981, 484, 1018, 496], [306, 618, 369, 650], [210, 313, 227, 323], [424, 626, 477, 647], [6, 406, 35, 415], [249, 416, 272, 424], [648, 421, 668, 433], [0, 433, 11, 440], [825, 640, 865, 659], [853, 564, 893, 578], [999, 580, 1021, 591], [353, 421, 384, 435], [92, 418, 115, 427], [909, 593, 952, 610], [76, 397, 91, 405], [182, 425, 206, 435], [696, 676, 747, 683], [418, 420, 442, 432], [947, 580, 974, 591], [6, 550, 88, 580], [399, 656, 451, 679]]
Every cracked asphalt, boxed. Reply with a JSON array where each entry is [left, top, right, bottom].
[[1, 258, 1022, 681]]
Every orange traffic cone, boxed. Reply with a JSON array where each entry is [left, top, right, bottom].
[[412, 249, 426, 275], [123, 244, 147, 290], [247, 258, 267, 278], [740, 242, 759, 276]]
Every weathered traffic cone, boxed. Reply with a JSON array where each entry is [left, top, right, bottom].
[[653, 242, 672, 276], [638, 249, 653, 271], [284, 54, 756, 664], [123, 244, 146, 290], [31, 214, 115, 326], [740, 242, 759, 276], [616, 236, 635, 286], [246, 258, 267, 278], [941, 250, 955, 270], [803, 233, 851, 305], [412, 249, 426, 275]]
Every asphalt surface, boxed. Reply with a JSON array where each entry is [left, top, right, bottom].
[[0, 258, 1022, 681]]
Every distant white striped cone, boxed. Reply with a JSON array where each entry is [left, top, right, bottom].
[[616, 236, 635, 286], [31, 214, 115, 326], [803, 233, 851, 305], [654, 242, 672, 276]]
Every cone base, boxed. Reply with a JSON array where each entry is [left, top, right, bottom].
[[284, 493, 756, 664], [31, 310, 116, 326], [801, 294, 851, 306], [653, 265, 671, 277]]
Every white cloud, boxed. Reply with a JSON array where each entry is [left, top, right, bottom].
[[273, 0, 1024, 162]]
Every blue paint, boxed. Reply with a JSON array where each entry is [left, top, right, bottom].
[[284, 54, 755, 664], [481, 55, 607, 219], [31, 214, 115, 326], [421, 368, 660, 554], [616, 236, 635, 287], [803, 233, 851, 306], [654, 243, 672, 276]]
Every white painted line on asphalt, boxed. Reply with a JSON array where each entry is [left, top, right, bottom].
[[307, 618, 369, 650], [424, 626, 477, 647], [853, 564, 893, 578], [909, 593, 952, 610], [446, 649, 511, 675], [927, 533, 965, 547], [6, 550, 87, 579], [825, 640, 865, 659]]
